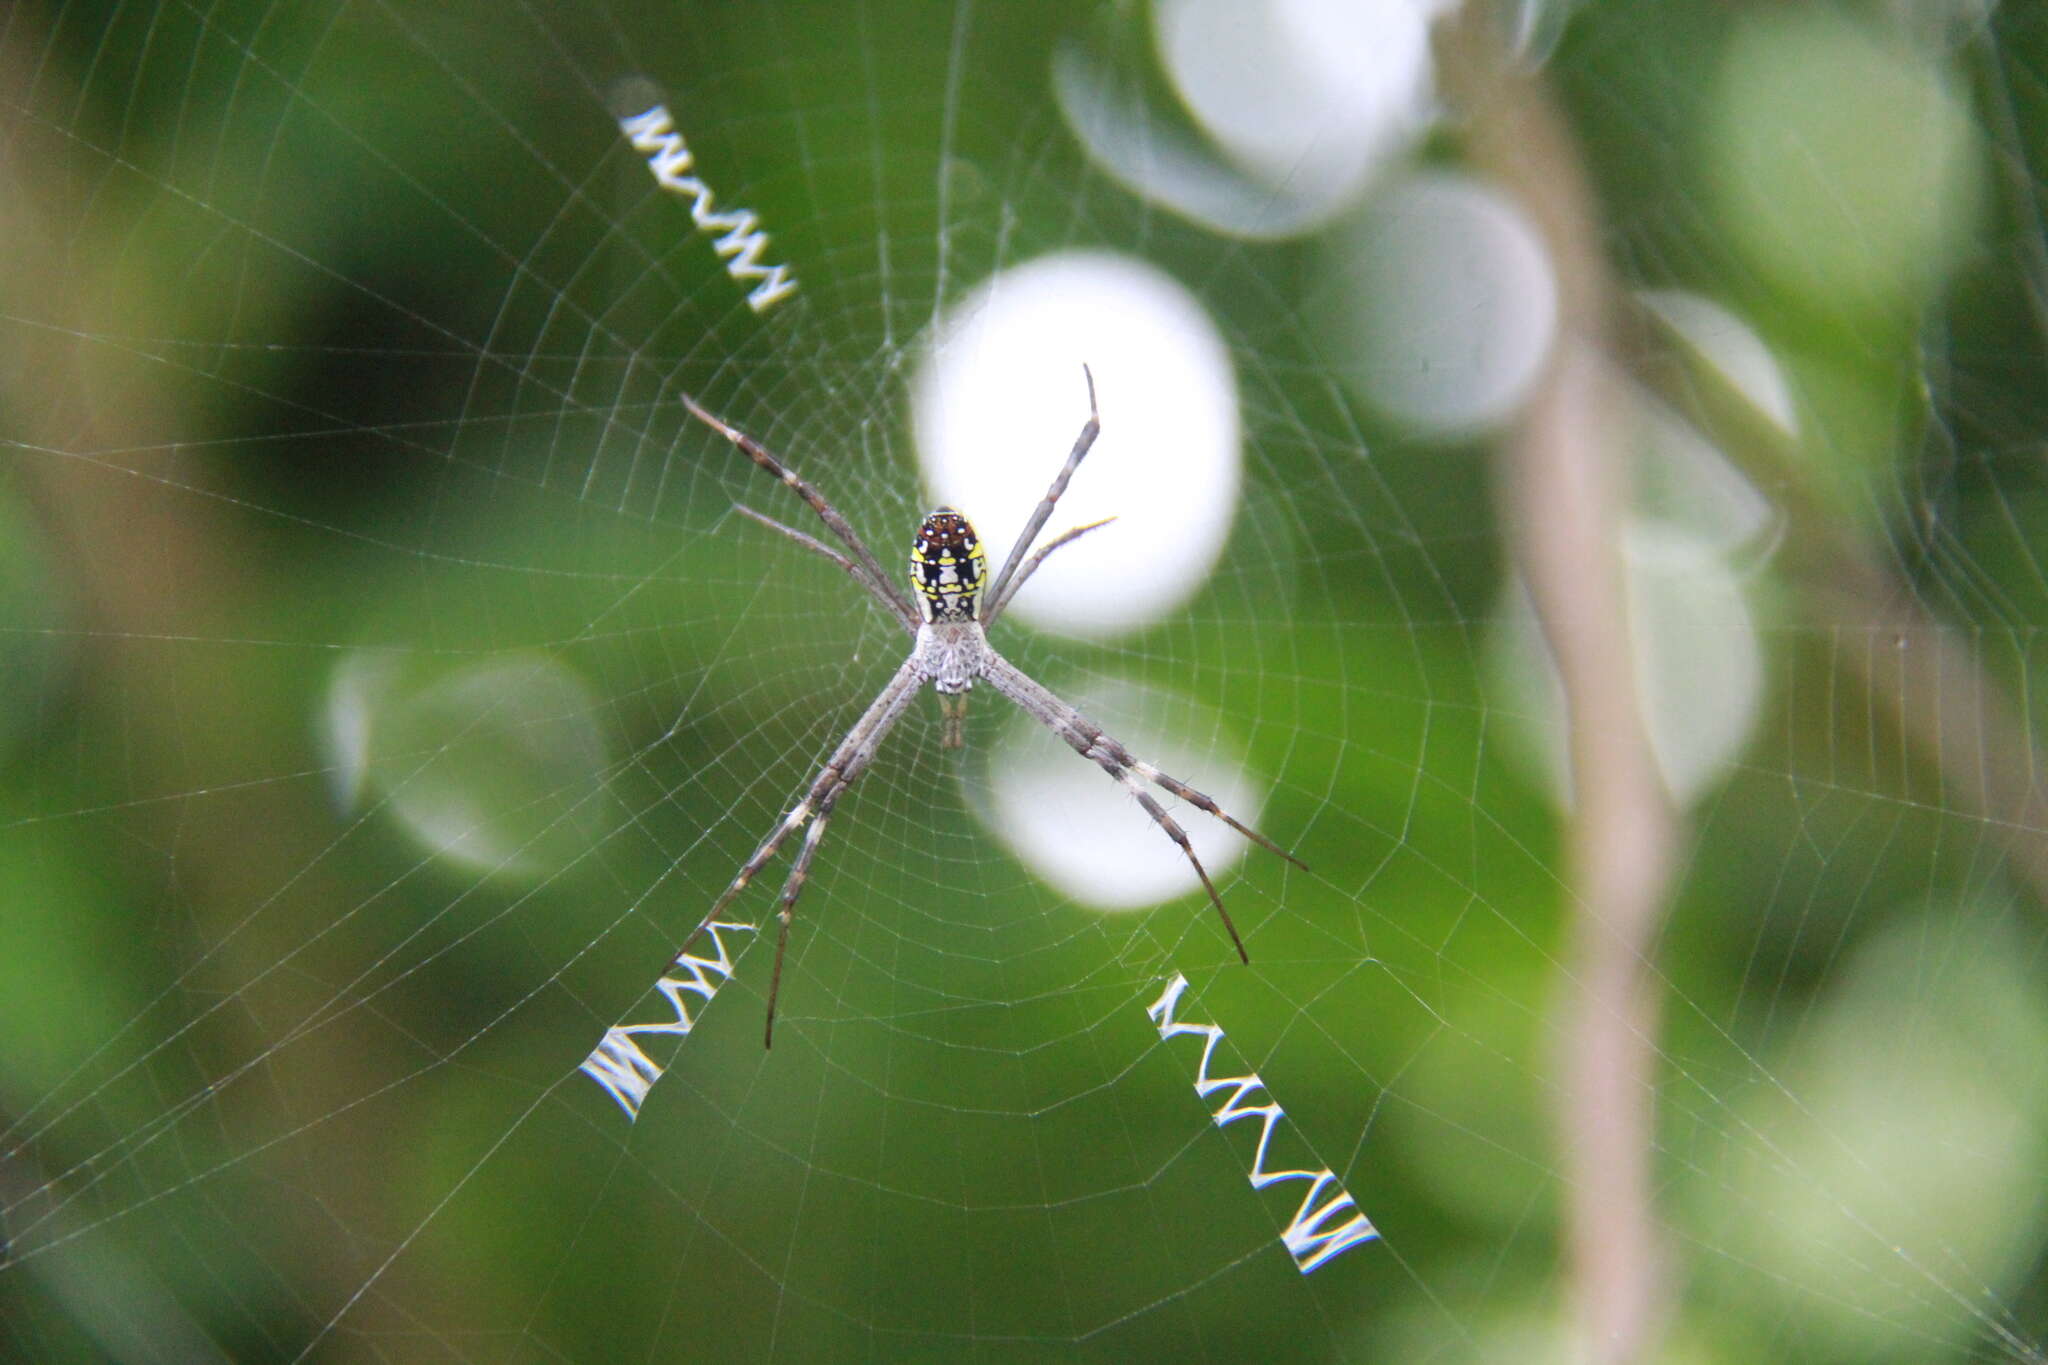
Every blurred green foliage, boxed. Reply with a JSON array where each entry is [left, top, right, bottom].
[[5, 2, 2048, 1361]]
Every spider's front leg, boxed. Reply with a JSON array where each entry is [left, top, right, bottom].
[[683, 392, 920, 631]]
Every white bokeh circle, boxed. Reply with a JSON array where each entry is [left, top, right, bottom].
[[1322, 172, 1558, 435], [915, 250, 1240, 638], [323, 649, 609, 878], [1638, 288, 1798, 438], [1155, 0, 1433, 198]]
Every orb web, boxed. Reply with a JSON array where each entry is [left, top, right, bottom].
[[3, 4, 2047, 1362]]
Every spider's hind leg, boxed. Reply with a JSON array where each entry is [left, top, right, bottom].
[[762, 787, 847, 1048], [1128, 761, 1308, 870], [979, 653, 1306, 965], [665, 658, 924, 1048], [939, 693, 969, 750]]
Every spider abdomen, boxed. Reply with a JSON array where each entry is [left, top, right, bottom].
[[910, 508, 987, 624]]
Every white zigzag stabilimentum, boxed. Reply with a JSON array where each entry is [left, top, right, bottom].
[[580, 920, 757, 1121], [618, 104, 800, 313], [1146, 973, 1377, 1273]]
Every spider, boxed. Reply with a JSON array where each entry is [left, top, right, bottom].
[[677, 368, 1305, 1047]]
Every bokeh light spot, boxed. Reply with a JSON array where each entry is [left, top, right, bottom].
[[915, 250, 1239, 638], [1320, 172, 1558, 435]]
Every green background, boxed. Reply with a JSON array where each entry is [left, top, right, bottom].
[[4, 2, 2048, 1360]]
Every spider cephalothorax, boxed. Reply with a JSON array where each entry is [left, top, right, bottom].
[[910, 508, 986, 625], [676, 370, 1305, 1047]]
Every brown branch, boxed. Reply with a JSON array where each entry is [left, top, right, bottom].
[[1439, 14, 1675, 1361]]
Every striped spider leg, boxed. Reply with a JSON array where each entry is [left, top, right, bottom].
[[662, 370, 1303, 1049]]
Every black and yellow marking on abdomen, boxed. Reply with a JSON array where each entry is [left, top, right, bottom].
[[910, 508, 988, 623]]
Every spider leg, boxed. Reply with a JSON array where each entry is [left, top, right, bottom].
[[761, 782, 847, 1047], [1115, 765, 1248, 963], [983, 516, 1117, 627], [665, 658, 924, 1045], [684, 393, 919, 626], [1128, 761, 1309, 870], [734, 504, 917, 633], [982, 653, 1301, 964], [984, 365, 1101, 612], [938, 692, 969, 750]]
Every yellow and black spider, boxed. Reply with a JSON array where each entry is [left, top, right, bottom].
[[678, 369, 1304, 1046]]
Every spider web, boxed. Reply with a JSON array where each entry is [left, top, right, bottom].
[[4, 2, 2048, 1361]]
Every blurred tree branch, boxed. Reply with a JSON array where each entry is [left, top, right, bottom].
[[1444, 8, 2048, 1361], [1441, 11, 1675, 1361]]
